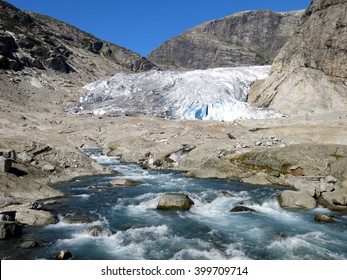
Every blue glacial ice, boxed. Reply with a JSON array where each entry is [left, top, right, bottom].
[[79, 66, 283, 122]]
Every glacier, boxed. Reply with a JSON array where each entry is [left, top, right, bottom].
[[78, 66, 283, 122]]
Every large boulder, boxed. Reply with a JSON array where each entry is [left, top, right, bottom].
[[0, 222, 22, 239], [157, 193, 194, 210], [278, 190, 317, 210], [321, 192, 347, 206], [55, 250, 73, 260], [2, 205, 57, 226]]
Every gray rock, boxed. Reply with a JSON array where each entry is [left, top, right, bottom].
[[221, 191, 233, 197], [321, 192, 346, 206], [55, 250, 73, 260], [42, 164, 55, 172], [157, 193, 194, 210], [230, 206, 256, 213], [19, 240, 40, 249], [87, 225, 103, 237], [278, 190, 317, 210], [325, 175, 338, 184], [319, 182, 335, 193], [8, 207, 57, 226], [269, 171, 281, 178], [314, 214, 335, 223], [265, 142, 273, 147], [108, 179, 140, 187], [293, 181, 318, 197], [241, 173, 271, 186], [0, 222, 22, 239], [227, 134, 236, 140], [255, 141, 262, 146], [17, 152, 33, 163]]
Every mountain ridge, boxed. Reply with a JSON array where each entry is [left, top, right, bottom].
[[148, 9, 304, 70], [0, 1, 155, 77], [248, 0, 347, 116]]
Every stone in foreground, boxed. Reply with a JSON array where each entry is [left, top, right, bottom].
[[55, 250, 73, 260], [278, 190, 317, 210], [157, 193, 194, 210]]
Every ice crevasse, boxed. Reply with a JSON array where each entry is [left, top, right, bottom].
[[79, 66, 283, 122]]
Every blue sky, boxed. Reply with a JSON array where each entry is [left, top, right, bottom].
[[6, 0, 311, 56]]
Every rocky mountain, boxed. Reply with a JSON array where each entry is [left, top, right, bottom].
[[148, 10, 304, 70], [249, 0, 347, 116], [0, 1, 155, 79]]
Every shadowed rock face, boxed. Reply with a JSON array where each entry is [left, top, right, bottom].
[[249, 0, 347, 116], [148, 10, 304, 70], [0, 1, 155, 74]]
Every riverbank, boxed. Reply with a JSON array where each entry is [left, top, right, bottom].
[[1, 106, 347, 228], [2, 153, 347, 260], [1, 63, 347, 227]]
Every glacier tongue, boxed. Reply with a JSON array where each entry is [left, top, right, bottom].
[[79, 66, 282, 121]]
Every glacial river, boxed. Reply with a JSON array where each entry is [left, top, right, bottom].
[[1, 150, 347, 260]]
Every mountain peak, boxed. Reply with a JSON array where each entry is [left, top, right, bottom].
[[148, 9, 304, 70]]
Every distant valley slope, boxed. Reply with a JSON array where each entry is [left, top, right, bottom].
[[249, 0, 347, 115], [148, 10, 304, 70]]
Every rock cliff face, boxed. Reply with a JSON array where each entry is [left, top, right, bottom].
[[0, 1, 155, 76], [148, 10, 304, 70], [249, 0, 347, 115]]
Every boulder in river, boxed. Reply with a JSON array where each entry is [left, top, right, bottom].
[[108, 179, 140, 187], [157, 193, 194, 210], [64, 215, 94, 224], [278, 190, 317, 210], [55, 250, 73, 260], [86, 225, 103, 237], [314, 214, 335, 223], [19, 240, 40, 249], [230, 206, 256, 213], [321, 192, 346, 206]]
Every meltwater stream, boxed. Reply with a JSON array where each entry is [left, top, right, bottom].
[[1, 150, 347, 260]]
